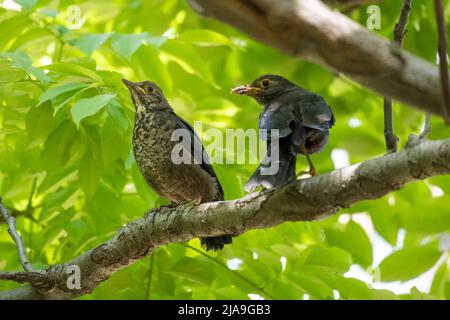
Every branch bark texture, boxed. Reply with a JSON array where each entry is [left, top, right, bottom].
[[1, 138, 450, 300], [191, 0, 450, 120]]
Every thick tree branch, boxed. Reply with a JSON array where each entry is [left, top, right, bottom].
[[190, 0, 450, 121], [383, 0, 411, 153], [0, 139, 449, 300]]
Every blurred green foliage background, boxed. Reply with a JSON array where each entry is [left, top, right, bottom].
[[0, 0, 449, 299]]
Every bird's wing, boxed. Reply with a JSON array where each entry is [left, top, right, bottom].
[[258, 102, 295, 140], [171, 112, 224, 200], [298, 93, 335, 131]]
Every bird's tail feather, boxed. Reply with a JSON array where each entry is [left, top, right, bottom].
[[245, 154, 296, 193], [200, 235, 234, 251]]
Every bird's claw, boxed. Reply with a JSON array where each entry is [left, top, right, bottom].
[[406, 114, 431, 149], [157, 203, 177, 209], [296, 169, 317, 177], [183, 200, 200, 209], [405, 134, 424, 149]]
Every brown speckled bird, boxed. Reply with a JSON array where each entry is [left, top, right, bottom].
[[123, 79, 233, 251]]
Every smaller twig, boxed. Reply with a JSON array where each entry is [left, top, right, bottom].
[[383, 0, 411, 153], [0, 179, 39, 226], [0, 209, 21, 225], [0, 271, 46, 285], [434, 0, 450, 122], [393, 0, 412, 46], [0, 198, 34, 272], [0, 207, 40, 225], [27, 178, 37, 211], [420, 113, 432, 140], [383, 99, 399, 153]]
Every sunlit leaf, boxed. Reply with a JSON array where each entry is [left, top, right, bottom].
[[72, 33, 112, 56], [177, 29, 231, 46], [71, 94, 116, 128], [0, 50, 49, 82], [78, 151, 100, 196], [379, 244, 442, 282], [324, 220, 373, 268], [111, 33, 148, 60], [38, 82, 89, 105]]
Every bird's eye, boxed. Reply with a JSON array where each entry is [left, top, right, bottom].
[[147, 86, 154, 93], [260, 79, 270, 88]]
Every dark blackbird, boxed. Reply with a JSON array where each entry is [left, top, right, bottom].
[[232, 75, 335, 192], [123, 79, 233, 251]]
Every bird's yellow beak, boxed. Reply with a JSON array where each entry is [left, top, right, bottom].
[[231, 85, 260, 95]]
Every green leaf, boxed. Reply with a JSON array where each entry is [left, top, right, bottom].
[[379, 244, 442, 282], [101, 117, 129, 164], [38, 82, 89, 106], [72, 33, 112, 56], [0, 50, 49, 82], [288, 269, 334, 299], [13, 0, 37, 10], [305, 266, 399, 300], [45, 61, 102, 82], [177, 29, 231, 46], [430, 258, 450, 299], [78, 151, 100, 197], [265, 275, 305, 299], [145, 34, 167, 48], [369, 200, 399, 246], [161, 41, 218, 88], [303, 245, 353, 273], [0, 60, 27, 82], [401, 287, 437, 300], [42, 121, 80, 171], [37, 167, 76, 194], [169, 257, 215, 286], [9, 26, 51, 51], [324, 220, 373, 268], [111, 33, 148, 60], [71, 94, 116, 128], [106, 99, 129, 133], [40, 187, 78, 222], [26, 103, 55, 145]]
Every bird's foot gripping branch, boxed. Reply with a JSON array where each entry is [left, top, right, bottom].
[[1, 138, 449, 300]]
